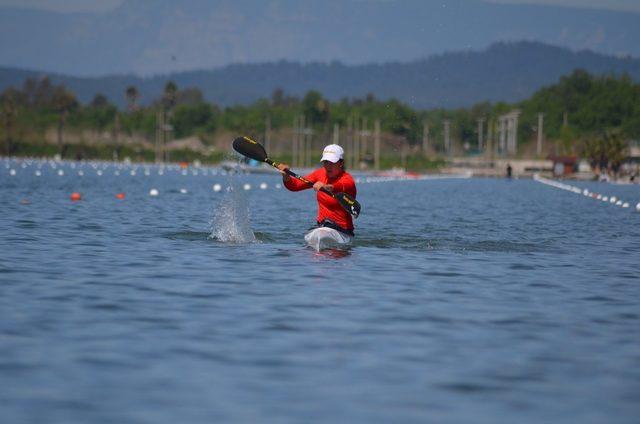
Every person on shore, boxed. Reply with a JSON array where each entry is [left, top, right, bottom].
[[277, 144, 357, 236]]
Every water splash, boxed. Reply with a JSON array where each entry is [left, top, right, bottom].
[[209, 179, 256, 243]]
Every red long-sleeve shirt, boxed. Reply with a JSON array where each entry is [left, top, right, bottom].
[[284, 167, 357, 231]]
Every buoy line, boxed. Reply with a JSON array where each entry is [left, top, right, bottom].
[[5, 157, 480, 205], [355, 171, 472, 184], [534, 174, 638, 212]]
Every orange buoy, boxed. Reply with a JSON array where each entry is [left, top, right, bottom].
[[116, 192, 126, 200], [179, 161, 189, 169], [70, 192, 82, 201], [20, 199, 30, 205]]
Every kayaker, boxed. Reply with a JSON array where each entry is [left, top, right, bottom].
[[277, 144, 357, 236]]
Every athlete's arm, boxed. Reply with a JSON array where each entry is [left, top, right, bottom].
[[284, 168, 322, 192]]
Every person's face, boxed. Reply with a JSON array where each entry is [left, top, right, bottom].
[[322, 160, 343, 179]]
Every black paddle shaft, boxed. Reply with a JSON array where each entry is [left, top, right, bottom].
[[232, 136, 361, 218]]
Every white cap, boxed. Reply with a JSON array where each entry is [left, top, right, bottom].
[[320, 144, 344, 163]]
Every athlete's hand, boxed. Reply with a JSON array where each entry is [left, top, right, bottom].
[[277, 163, 291, 181], [313, 182, 333, 192]]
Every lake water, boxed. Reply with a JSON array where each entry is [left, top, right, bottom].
[[1, 158, 639, 423]]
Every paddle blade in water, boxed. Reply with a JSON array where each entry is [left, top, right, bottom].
[[232, 136, 267, 162], [335, 192, 361, 219]]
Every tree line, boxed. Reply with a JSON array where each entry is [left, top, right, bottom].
[[1, 69, 639, 167]]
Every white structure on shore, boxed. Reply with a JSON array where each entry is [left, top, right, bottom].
[[498, 110, 521, 155]]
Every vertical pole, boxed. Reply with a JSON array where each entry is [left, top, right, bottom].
[[537, 113, 544, 157], [347, 116, 353, 169], [353, 116, 360, 170], [162, 111, 165, 163], [155, 111, 160, 163], [512, 113, 519, 155], [114, 113, 120, 161], [305, 123, 312, 169], [499, 117, 506, 155], [422, 120, 429, 156], [506, 117, 513, 155], [487, 120, 495, 160], [292, 115, 298, 168], [299, 115, 306, 168], [333, 123, 339, 145], [444, 119, 451, 156], [265, 115, 271, 154], [164, 110, 171, 163], [374, 119, 381, 171], [477, 118, 484, 152], [361, 117, 368, 164]]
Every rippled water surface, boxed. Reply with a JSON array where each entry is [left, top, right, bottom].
[[1, 159, 639, 423]]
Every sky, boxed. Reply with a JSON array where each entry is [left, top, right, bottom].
[[1, 0, 640, 13]]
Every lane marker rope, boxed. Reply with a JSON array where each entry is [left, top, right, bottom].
[[534, 174, 637, 211]]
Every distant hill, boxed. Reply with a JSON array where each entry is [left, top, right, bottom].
[[1, 0, 639, 76], [1, 41, 639, 109]]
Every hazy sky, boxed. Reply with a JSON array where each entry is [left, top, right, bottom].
[[1, 0, 640, 13]]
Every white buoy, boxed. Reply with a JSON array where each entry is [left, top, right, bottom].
[[114, 171, 120, 176], [213, 184, 222, 192], [149, 188, 159, 197], [243, 183, 251, 191], [96, 170, 103, 176], [57, 169, 64, 176], [616, 200, 622, 206], [131, 170, 136, 176], [179, 188, 188, 194], [9, 169, 16, 176], [583, 189, 589, 196], [144, 169, 150, 176], [602, 196, 608, 202], [636, 202, 640, 212], [622, 203, 629, 208], [259, 182, 268, 189], [35, 170, 41, 177], [596, 194, 602, 199], [610, 196, 617, 203], [158, 170, 164, 176]]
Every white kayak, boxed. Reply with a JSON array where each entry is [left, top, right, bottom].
[[304, 227, 353, 252]]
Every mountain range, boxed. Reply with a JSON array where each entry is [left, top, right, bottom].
[[1, 0, 639, 76], [1, 41, 639, 109]]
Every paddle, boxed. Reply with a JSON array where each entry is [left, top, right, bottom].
[[232, 136, 361, 218]]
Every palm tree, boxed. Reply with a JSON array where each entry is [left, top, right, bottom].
[[162, 81, 178, 111], [125, 85, 139, 111]]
